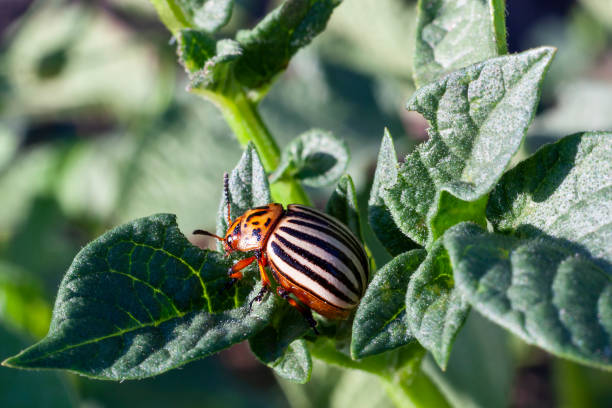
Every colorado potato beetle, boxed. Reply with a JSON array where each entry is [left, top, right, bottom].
[[194, 174, 369, 332]]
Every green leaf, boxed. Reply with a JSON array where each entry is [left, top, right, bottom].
[[216, 142, 272, 242], [444, 222, 612, 370], [150, 0, 234, 34], [234, 0, 342, 90], [249, 303, 311, 383], [270, 340, 312, 383], [271, 129, 349, 188], [248, 294, 311, 384], [176, 29, 217, 74], [487, 132, 612, 261], [368, 130, 420, 256], [414, 0, 507, 87], [3, 214, 277, 379], [351, 250, 426, 359], [326, 174, 361, 239], [430, 191, 488, 242], [178, 32, 242, 92], [386, 47, 555, 247], [406, 240, 470, 369]]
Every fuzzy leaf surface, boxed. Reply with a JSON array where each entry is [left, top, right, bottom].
[[386, 47, 555, 247], [150, 0, 233, 34], [414, 0, 507, 87], [234, 0, 342, 90], [249, 302, 311, 383], [3, 214, 276, 379], [444, 223, 612, 370], [177, 31, 242, 92], [351, 250, 426, 359], [487, 132, 612, 261], [406, 240, 470, 369], [216, 142, 271, 242], [326, 174, 362, 239], [271, 129, 349, 188], [368, 130, 420, 256]]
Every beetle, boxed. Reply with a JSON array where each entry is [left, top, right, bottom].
[[194, 173, 369, 333]]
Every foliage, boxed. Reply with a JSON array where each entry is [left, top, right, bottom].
[[2, 0, 612, 407]]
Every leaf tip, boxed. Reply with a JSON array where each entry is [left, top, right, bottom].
[[1, 353, 27, 369], [1, 357, 14, 368], [382, 127, 392, 139]]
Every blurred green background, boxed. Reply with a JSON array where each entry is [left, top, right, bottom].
[[0, 0, 611, 407]]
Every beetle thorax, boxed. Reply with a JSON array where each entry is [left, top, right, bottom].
[[224, 204, 284, 253]]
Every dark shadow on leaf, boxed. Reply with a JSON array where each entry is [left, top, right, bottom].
[[295, 152, 337, 179], [368, 204, 421, 257], [489, 134, 581, 222]]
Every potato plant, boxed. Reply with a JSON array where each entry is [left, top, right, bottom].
[[2, 1, 611, 407]]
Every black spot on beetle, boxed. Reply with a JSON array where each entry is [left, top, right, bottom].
[[253, 205, 269, 210], [252, 221, 260, 225], [252, 228, 262, 241], [233, 223, 241, 236], [264, 217, 271, 227]]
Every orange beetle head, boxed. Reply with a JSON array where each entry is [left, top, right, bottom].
[[223, 216, 244, 254]]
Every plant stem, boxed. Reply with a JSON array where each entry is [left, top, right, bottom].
[[381, 370, 452, 408], [192, 87, 311, 206], [309, 339, 451, 408]]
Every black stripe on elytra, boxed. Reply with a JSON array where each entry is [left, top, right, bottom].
[[268, 257, 346, 310], [270, 240, 355, 304], [286, 208, 367, 269], [253, 205, 270, 210], [273, 234, 359, 298], [246, 210, 269, 222], [278, 226, 362, 294], [264, 217, 272, 227], [285, 217, 368, 282], [291, 206, 366, 261]]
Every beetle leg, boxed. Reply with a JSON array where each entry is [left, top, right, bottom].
[[248, 253, 272, 310], [224, 256, 256, 290], [256, 253, 271, 287], [276, 287, 319, 335], [228, 256, 256, 279]]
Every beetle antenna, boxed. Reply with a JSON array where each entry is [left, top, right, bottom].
[[224, 172, 231, 226], [193, 229, 224, 241]]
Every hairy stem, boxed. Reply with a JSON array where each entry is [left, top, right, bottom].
[[192, 87, 311, 206]]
